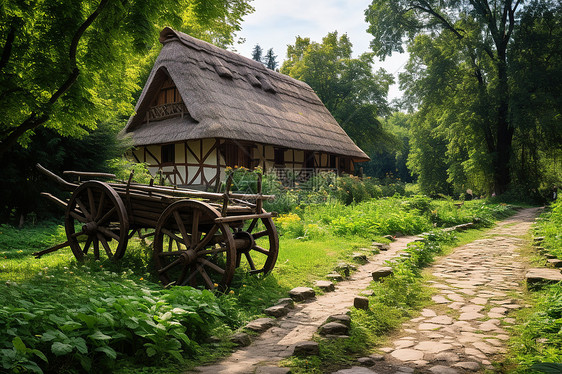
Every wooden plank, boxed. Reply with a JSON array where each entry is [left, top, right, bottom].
[[214, 212, 277, 223], [63, 170, 116, 179]]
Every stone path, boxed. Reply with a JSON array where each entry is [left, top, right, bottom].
[[334, 207, 541, 374], [191, 208, 540, 374], [191, 236, 420, 374]]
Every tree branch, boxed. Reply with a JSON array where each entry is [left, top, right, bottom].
[[412, 2, 464, 39], [0, 0, 110, 157], [0, 25, 16, 72]]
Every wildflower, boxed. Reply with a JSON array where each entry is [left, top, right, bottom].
[[140, 277, 144, 281], [242, 284, 247, 287], [214, 283, 219, 288]]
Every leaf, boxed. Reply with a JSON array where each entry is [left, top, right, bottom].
[[51, 342, 73, 356], [30, 348, 48, 363], [95, 346, 116, 360], [70, 337, 88, 355], [146, 346, 157, 357], [12, 336, 26, 353], [530, 363, 562, 374], [88, 330, 112, 341]]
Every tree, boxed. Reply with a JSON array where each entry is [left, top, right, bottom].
[[264, 48, 278, 70], [251, 44, 263, 63], [365, 0, 534, 195], [0, 0, 253, 157], [281, 32, 394, 157]]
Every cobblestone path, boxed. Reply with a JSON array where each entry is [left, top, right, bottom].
[[191, 236, 420, 374], [191, 208, 540, 374], [337, 207, 541, 374]]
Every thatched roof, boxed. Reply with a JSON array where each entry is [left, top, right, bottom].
[[122, 27, 369, 161]]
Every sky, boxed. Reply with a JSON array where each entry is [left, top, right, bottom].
[[232, 0, 408, 100]]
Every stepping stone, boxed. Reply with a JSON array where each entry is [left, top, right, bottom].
[[426, 315, 453, 325], [276, 298, 295, 309], [264, 305, 289, 318], [526, 268, 562, 288], [421, 309, 437, 317], [335, 262, 356, 276], [431, 295, 449, 304], [315, 280, 335, 292], [352, 253, 368, 262], [429, 365, 459, 374], [319, 322, 349, 336], [390, 348, 424, 361], [332, 367, 377, 374], [255, 367, 291, 374], [369, 354, 384, 361], [459, 312, 484, 321], [545, 253, 556, 259], [289, 287, 316, 301], [372, 242, 390, 251], [326, 314, 351, 328], [372, 267, 393, 281], [394, 340, 416, 348], [230, 332, 251, 347], [434, 352, 460, 362], [357, 356, 378, 365], [327, 273, 344, 282], [547, 259, 562, 268], [414, 341, 453, 354], [293, 341, 319, 356], [354, 296, 369, 310], [453, 361, 481, 371], [245, 318, 276, 333]]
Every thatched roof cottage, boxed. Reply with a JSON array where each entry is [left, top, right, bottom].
[[122, 27, 369, 189]]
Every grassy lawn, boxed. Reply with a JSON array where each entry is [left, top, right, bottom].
[[0, 197, 520, 373]]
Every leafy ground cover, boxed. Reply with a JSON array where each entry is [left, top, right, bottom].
[[506, 196, 562, 373], [0, 196, 517, 373]]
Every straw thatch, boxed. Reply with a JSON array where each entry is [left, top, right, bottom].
[[122, 27, 369, 161]]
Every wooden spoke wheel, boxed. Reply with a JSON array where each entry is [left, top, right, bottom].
[[234, 210, 279, 275], [65, 181, 129, 261], [153, 200, 236, 290]]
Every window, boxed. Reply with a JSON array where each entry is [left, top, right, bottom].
[[161, 144, 175, 164], [223, 143, 252, 168], [329, 154, 337, 169], [274, 148, 285, 166]]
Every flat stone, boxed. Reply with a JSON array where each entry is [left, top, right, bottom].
[[276, 298, 295, 309], [489, 307, 508, 314], [414, 341, 453, 354], [429, 365, 459, 374], [264, 305, 289, 318], [373, 242, 391, 250], [230, 332, 251, 347], [354, 296, 369, 310], [459, 312, 484, 321], [326, 314, 351, 328], [319, 322, 349, 336], [394, 340, 416, 349], [426, 315, 454, 325], [293, 341, 319, 356], [315, 280, 335, 292], [245, 318, 276, 333], [335, 262, 356, 277], [460, 304, 484, 313], [418, 323, 443, 331], [469, 297, 488, 305], [472, 341, 500, 354], [390, 348, 424, 361], [547, 259, 562, 268], [432, 295, 449, 304], [352, 253, 369, 262], [421, 309, 437, 317], [526, 268, 562, 288], [289, 287, 316, 301], [372, 267, 393, 281], [332, 367, 377, 374], [369, 354, 384, 361], [255, 367, 291, 374], [327, 273, 344, 282], [453, 361, 481, 371], [434, 352, 460, 362], [396, 367, 414, 373], [379, 347, 394, 353]]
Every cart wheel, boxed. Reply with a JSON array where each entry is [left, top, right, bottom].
[[153, 200, 236, 290], [65, 181, 129, 261], [235, 210, 279, 275]]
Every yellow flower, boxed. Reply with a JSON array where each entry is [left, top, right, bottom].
[[140, 277, 144, 281], [229, 290, 235, 295], [214, 283, 219, 288]]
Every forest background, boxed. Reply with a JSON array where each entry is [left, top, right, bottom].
[[1, 0, 561, 223]]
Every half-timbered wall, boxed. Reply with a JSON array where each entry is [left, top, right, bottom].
[[129, 138, 355, 189]]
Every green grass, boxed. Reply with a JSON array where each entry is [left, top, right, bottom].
[[0, 197, 521, 373]]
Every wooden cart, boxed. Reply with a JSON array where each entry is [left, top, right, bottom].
[[34, 164, 279, 289]]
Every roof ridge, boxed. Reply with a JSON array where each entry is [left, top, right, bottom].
[[159, 27, 313, 93]]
